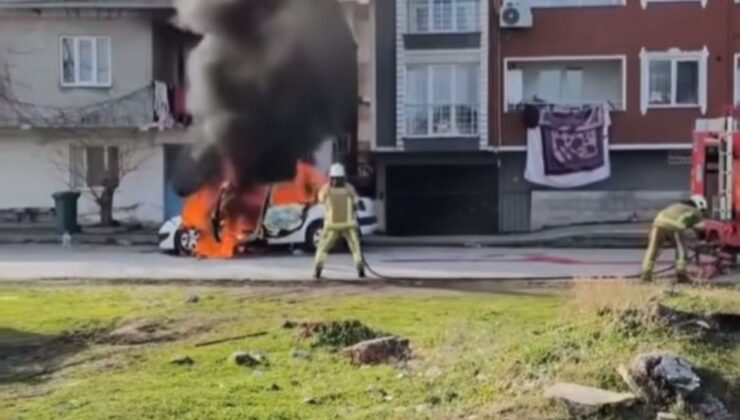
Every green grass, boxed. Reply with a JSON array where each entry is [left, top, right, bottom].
[[0, 283, 738, 420]]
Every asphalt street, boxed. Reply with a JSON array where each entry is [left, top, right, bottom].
[[0, 244, 671, 282]]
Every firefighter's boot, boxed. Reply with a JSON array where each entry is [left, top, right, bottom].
[[639, 272, 652, 283], [314, 264, 323, 280], [357, 263, 366, 279], [675, 271, 691, 284]]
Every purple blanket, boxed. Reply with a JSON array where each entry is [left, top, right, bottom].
[[539, 106, 606, 176]]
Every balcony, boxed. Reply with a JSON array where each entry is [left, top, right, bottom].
[[504, 57, 626, 111], [403, 103, 480, 151], [405, 103, 479, 137], [0, 83, 190, 130]]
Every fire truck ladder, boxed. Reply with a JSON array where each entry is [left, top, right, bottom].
[[717, 115, 735, 221]]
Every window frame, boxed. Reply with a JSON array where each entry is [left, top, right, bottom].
[[528, 0, 625, 8], [406, 0, 481, 34], [404, 61, 480, 138], [59, 36, 113, 88], [639, 47, 708, 115], [641, 0, 706, 9], [70, 144, 120, 189]]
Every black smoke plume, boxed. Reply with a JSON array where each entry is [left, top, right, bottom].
[[172, 0, 357, 196]]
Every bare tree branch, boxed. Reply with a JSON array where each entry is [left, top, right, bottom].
[[0, 51, 159, 226]]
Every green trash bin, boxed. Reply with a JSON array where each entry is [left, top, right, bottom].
[[52, 191, 81, 234]]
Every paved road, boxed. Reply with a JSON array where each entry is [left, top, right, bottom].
[[0, 245, 669, 282]]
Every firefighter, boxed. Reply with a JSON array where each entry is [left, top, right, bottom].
[[640, 195, 708, 283], [313, 163, 365, 279]]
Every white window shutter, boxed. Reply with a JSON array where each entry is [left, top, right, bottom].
[[639, 48, 648, 115], [699, 46, 709, 115], [505, 68, 523, 110]]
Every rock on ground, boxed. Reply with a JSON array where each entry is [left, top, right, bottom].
[[342, 336, 411, 365], [544, 382, 636, 417], [170, 355, 195, 366], [231, 351, 267, 367], [619, 352, 733, 420], [619, 352, 701, 403]]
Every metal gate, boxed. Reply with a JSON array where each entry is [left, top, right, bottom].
[[385, 164, 498, 236]]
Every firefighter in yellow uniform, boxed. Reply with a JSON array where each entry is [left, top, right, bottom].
[[640, 195, 708, 283], [313, 163, 365, 279]]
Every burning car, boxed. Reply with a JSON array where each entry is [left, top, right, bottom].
[[158, 163, 378, 257]]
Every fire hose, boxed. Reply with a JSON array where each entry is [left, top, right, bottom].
[[360, 255, 677, 282]]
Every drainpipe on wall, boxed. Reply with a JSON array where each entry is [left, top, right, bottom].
[[493, 0, 504, 152], [727, 0, 734, 113]]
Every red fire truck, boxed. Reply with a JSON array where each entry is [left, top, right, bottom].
[[691, 115, 740, 276]]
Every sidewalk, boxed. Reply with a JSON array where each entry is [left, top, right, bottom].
[[0, 223, 158, 246], [0, 222, 651, 248]]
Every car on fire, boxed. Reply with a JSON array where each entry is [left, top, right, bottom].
[[158, 196, 378, 255]]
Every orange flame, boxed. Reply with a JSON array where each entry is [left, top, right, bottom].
[[181, 162, 327, 259]]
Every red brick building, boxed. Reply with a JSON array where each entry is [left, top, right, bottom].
[[492, 0, 740, 231]]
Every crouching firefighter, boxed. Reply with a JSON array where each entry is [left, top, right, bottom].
[[313, 163, 365, 279], [640, 195, 708, 283]]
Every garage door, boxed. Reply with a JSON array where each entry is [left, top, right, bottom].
[[386, 164, 498, 236]]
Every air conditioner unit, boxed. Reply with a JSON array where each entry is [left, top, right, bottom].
[[500, 1, 533, 29]]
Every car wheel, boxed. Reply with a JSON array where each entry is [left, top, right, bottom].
[[174, 228, 196, 256], [305, 220, 324, 252]]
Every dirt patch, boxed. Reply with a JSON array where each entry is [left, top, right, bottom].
[[342, 336, 411, 365], [0, 331, 91, 383], [104, 319, 211, 346]]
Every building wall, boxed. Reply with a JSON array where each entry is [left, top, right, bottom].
[[0, 12, 154, 125], [374, 0, 397, 148], [0, 133, 165, 224], [498, 150, 691, 231], [492, 3, 740, 147]]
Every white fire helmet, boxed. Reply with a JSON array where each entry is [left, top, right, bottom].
[[690, 194, 708, 211], [329, 163, 346, 178]]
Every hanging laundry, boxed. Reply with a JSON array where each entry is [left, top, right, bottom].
[[154, 80, 175, 130], [525, 103, 611, 188]]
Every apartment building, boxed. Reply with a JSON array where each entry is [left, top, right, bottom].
[[374, 0, 495, 235], [374, 0, 740, 235]]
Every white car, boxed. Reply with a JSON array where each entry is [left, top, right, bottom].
[[158, 197, 378, 255]]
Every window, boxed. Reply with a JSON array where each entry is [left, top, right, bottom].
[[408, 0, 480, 33], [641, 0, 706, 9], [70, 145, 120, 188], [640, 48, 708, 114], [533, 68, 584, 103], [405, 63, 479, 137], [529, 0, 623, 6], [61, 36, 112, 87]]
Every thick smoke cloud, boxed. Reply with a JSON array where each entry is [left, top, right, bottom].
[[172, 0, 357, 196]]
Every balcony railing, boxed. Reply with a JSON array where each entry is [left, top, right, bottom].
[[405, 103, 479, 137], [0, 84, 188, 129]]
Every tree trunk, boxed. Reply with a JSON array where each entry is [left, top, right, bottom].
[[99, 188, 115, 226]]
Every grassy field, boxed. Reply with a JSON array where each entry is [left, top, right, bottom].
[[0, 281, 738, 420]]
